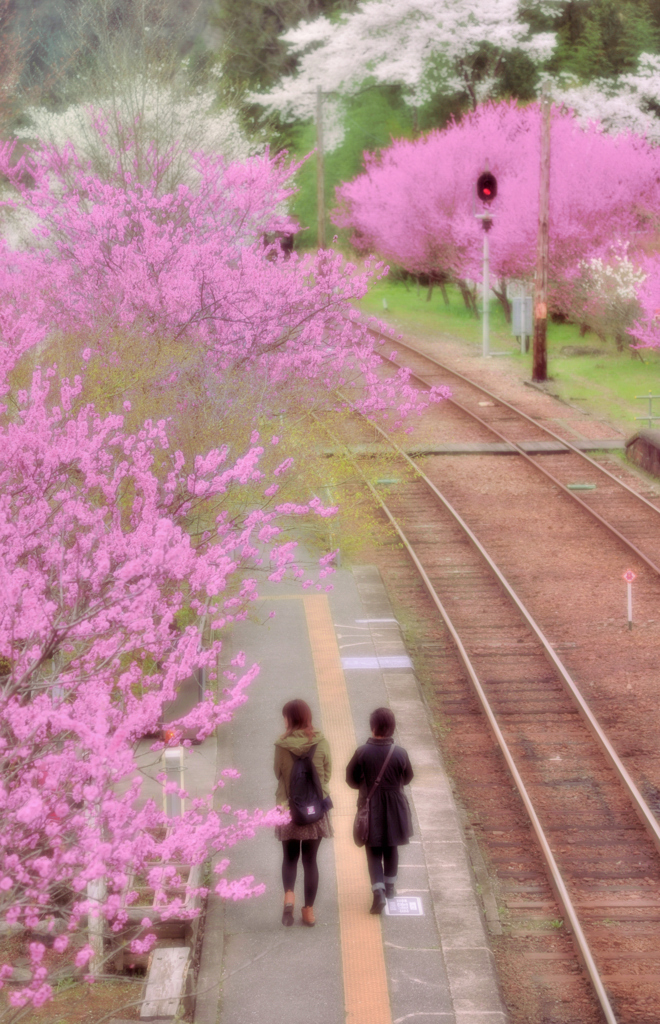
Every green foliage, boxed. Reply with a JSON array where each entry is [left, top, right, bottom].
[[358, 274, 660, 431], [358, 275, 511, 348], [16, 313, 399, 571], [290, 86, 414, 247], [416, 90, 472, 133], [495, 48, 541, 102], [550, 0, 660, 80], [566, 18, 611, 78]]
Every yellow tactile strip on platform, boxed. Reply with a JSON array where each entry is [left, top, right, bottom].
[[303, 594, 393, 1024]]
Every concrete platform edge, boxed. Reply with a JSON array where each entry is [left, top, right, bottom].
[[352, 565, 509, 1023]]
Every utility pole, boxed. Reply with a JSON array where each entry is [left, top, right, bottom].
[[532, 83, 551, 381], [315, 85, 325, 249]]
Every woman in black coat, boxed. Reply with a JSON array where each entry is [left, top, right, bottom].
[[346, 707, 414, 914]]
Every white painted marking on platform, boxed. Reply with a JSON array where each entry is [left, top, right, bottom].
[[341, 655, 413, 670], [392, 1015, 453, 1022], [355, 618, 398, 623], [385, 942, 440, 951]]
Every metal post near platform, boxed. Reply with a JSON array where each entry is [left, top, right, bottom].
[[512, 295, 533, 353], [635, 391, 660, 428], [196, 665, 205, 703], [476, 215, 493, 357], [164, 746, 184, 817], [316, 86, 325, 248]]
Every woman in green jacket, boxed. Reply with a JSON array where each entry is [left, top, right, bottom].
[[274, 699, 332, 927]]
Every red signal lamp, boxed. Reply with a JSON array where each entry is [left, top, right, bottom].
[[477, 171, 497, 203]]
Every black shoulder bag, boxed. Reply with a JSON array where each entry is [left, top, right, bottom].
[[353, 745, 395, 848]]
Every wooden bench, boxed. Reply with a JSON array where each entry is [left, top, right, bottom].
[[140, 946, 190, 1020]]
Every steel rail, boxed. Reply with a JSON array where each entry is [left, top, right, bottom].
[[442, 387, 660, 577], [365, 327, 660, 579], [346, 405, 660, 858], [362, 473, 618, 1024], [317, 410, 620, 1024], [366, 319, 660, 515]]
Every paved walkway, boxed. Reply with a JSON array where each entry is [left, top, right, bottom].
[[194, 563, 508, 1024]]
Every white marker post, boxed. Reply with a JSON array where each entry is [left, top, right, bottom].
[[623, 570, 636, 630]]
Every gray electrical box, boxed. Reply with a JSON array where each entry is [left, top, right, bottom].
[[512, 296, 533, 336]]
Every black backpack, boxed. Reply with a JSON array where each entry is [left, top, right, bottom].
[[288, 744, 325, 826]]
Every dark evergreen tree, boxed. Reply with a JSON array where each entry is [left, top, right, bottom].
[[549, 0, 660, 80], [212, 0, 353, 96]]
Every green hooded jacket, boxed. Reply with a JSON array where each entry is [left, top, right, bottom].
[[274, 729, 332, 809]]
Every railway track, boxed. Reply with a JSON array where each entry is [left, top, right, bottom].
[[320, 401, 660, 1024], [365, 326, 660, 577]]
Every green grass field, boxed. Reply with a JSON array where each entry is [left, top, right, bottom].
[[358, 276, 660, 434]]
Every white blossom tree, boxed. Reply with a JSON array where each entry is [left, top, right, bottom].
[[553, 54, 660, 143], [567, 243, 647, 349], [12, 0, 259, 196], [250, 0, 560, 149], [2, 74, 258, 254], [15, 74, 257, 192]]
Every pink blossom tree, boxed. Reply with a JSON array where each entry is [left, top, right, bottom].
[[629, 252, 660, 349], [0, 120, 449, 1016], [0, 128, 446, 427], [334, 101, 660, 323], [0, 366, 341, 1016]]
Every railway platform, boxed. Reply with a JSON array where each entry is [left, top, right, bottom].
[[193, 562, 508, 1024]]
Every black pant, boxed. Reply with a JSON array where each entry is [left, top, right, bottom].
[[282, 839, 322, 907], [366, 845, 399, 890]]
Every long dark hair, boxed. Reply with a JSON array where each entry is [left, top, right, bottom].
[[282, 699, 315, 740]]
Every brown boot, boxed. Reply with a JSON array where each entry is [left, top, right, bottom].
[[301, 906, 315, 927], [282, 891, 295, 926]]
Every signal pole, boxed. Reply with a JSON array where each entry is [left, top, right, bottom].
[[532, 83, 551, 381], [316, 85, 326, 248], [481, 218, 492, 358], [475, 168, 497, 358]]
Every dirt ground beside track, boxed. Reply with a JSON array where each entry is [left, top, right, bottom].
[[356, 327, 660, 1024]]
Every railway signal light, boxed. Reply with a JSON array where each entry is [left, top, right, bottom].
[[477, 171, 497, 203], [475, 168, 497, 356]]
